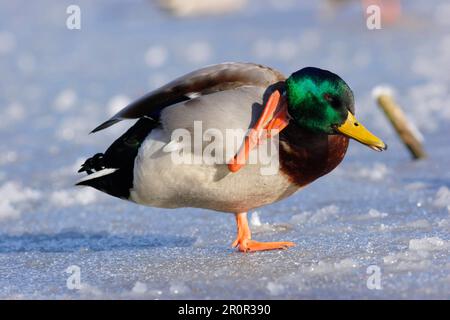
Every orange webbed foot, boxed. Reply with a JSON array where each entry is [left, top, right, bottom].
[[233, 239, 295, 252], [232, 212, 295, 253]]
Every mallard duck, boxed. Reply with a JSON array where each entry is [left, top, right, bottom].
[[77, 62, 386, 252]]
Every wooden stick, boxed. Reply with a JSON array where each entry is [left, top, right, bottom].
[[374, 87, 427, 159]]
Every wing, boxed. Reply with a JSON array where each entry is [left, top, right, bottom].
[[91, 62, 285, 133]]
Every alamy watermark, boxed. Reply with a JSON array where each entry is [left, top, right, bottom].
[[165, 121, 281, 176], [66, 265, 81, 290], [66, 5, 81, 30], [366, 265, 382, 290], [366, 5, 382, 30]]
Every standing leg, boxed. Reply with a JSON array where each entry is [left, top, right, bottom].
[[231, 212, 295, 252]]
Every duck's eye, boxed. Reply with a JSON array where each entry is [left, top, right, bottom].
[[323, 93, 333, 102], [323, 93, 340, 109]]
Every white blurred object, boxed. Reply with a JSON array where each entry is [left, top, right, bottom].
[[158, 0, 246, 17], [250, 211, 262, 227], [107, 95, 131, 116], [185, 41, 212, 64], [0, 31, 15, 54], [0, 182, 41, 221], [53, 89, 77, 112], [145, 45, 168, 68]]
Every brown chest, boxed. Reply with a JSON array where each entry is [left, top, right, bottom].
[[279, 124, 349, 187]]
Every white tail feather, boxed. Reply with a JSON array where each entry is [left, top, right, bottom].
[[76, 168, 118, 184]]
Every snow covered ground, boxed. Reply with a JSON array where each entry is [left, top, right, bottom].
[[0, 0, 449, 299]]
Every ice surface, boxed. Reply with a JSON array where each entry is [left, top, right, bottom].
[[0, 0, 449, 299]]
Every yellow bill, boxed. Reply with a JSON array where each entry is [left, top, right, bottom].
[[336, 111, 387, 151]]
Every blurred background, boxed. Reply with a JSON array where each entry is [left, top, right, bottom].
[[0, 0, 449, 299]]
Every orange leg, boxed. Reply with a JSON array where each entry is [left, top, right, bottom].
[[228, 90, 290, 173], [231, 212, 295, 252]]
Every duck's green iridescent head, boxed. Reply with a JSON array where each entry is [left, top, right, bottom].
[[285, 67, 354, 134], [285, 67, 386, 151]]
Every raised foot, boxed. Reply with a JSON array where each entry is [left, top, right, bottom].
[[233, 239, 295, 252]]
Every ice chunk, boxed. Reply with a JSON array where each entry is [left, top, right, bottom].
[[169, 282, 190, 295], [249, 211, 287, 233], [405, 219, 431, 230], [79, 283, 103, 298], [355, 163, 389, 181], [290, 211, 310, 225], [433, 186, 450, 210], [266, 282, 285, 296], [359, 208, 388, 219], [308, 258, 359, 274], [409, 237, 450, 251], [131, 281, 147, 294], [0, 201, 20, 220], [368, 209, 388, 218], [0, 182, 41, 220], [309, 205, 339, 224], [291, 205, 339, 225], [250, 211, 262, 227], [50, 188, 97, 207], [383, 249, 432, 272]]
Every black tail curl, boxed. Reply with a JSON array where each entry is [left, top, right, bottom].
[[76, 117, 158, 199], [78, 153, 106, 174]]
